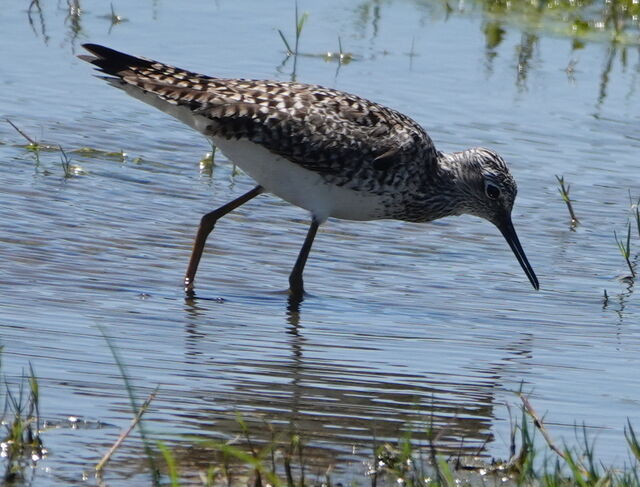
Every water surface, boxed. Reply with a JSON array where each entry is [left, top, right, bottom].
[[0, 0, 639, 485]]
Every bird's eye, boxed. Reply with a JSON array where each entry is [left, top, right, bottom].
[[486, 184, 500, 200]]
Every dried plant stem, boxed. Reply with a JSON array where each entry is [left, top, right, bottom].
[[518, 393, 568, 462], [5, 118, 37, 145], [96, 389, 157, 473]]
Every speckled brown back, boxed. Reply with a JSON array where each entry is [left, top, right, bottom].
[[80, 44, 438, 194]]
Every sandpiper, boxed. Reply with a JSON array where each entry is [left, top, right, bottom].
[[79, 44, 539, 298]]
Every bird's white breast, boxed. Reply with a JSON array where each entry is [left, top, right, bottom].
[[116, 83, 388, 222]]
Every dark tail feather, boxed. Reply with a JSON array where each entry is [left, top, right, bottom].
[[78, 44, 154, 77]]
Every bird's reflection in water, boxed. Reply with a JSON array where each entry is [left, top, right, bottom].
[[175, 290, 535, 478]]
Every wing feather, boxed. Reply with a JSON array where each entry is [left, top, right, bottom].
[[80, 44, 438, 191]]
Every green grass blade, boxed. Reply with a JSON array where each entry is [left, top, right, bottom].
[[296, 11, 308, 37], [98, 325, 160, 485], [625, 420, 640, 461], [278, 29, 293, 54], [158, 441, 180, 487]]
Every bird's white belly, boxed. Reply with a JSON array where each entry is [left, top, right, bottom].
[[118, 86, 388, 222], [212, 137, 386, 222]]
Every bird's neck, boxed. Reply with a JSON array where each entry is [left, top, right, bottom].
[[400, 151, 472, 223]]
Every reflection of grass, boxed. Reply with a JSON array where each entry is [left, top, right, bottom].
[[147, 415, 317, 487], [475, 0, 640, 44], [150, 394, 640, 487], [1, 345, 639, 486], [27, 0, 128, 47], [461, 0, 639, 96], [59, 146, 75, 178], [352, 0, 639, 45]]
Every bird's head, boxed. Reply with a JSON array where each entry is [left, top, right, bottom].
[[447, 147, 539, 290]]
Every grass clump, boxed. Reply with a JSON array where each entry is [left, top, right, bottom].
[[1, 344, 640, 487], [188, 418, 312, 487], [369, 393, 640, 487], [145, 394, 640, 487], [0, 359, 45, 485], [5, 118, 89, 177]]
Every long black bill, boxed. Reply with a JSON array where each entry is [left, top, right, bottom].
[[497, 217, 539, 290]]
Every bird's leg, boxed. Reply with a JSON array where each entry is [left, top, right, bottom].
[[288, 218, 320, 299], [184, 185, 263, 295]]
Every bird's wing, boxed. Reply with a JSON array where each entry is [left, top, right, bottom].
[[80, 44, 437, 190]]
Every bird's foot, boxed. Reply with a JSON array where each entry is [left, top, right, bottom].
[[184, 277, 197, 299]]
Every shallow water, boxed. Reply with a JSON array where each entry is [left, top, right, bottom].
[[0, 0, 639, 485]]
